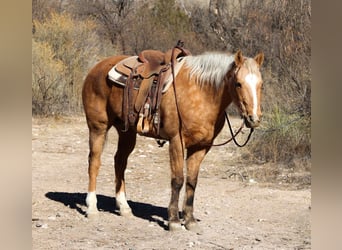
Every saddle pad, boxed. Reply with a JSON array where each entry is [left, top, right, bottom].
[[108, 56, 138, 87], [108, 57, 185, 93], [108, 67, 127, 87]]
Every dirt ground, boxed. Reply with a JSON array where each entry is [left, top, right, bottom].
[[32, 116, 311, 250]]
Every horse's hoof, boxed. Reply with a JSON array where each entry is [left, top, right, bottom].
[[168, 221, 183, 232], [86, 211, 99, 219], [185, 221, 203, 235], [120, 207, 133, 217]]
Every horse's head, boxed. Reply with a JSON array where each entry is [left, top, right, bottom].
[[230, 50, 264, 128]]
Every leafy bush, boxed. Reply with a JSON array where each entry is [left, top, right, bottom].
[[32, 39, 66, 115], [32, 12, 102, 115]]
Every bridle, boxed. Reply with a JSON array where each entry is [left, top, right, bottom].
[[211, 62, 254, 147]]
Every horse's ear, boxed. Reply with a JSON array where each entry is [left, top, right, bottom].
[[234, 50, 244, 66], [254, 52, 264, 67]]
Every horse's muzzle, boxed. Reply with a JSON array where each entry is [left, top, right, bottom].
[[244, 114, 261, 128]]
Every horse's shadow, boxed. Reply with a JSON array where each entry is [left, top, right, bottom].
[[45, 192, 169, 230]]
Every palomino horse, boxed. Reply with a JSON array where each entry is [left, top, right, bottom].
[[82, 49, 264, 232]]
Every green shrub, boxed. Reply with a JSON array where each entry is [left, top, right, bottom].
[[247, 105, 311, 164]]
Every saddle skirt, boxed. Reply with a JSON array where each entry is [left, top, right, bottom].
[[108, 56, 185, 93]]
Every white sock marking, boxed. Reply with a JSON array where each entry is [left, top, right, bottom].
[[116, 191, 130, 209], [86, 191, 98, 213]]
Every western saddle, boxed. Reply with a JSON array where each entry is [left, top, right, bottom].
[[108, 41, 191, 136]]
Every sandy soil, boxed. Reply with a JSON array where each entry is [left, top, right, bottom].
[[32, 116, 311, 249]]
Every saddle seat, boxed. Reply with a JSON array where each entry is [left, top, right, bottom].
[[113, 49, 176, 80]]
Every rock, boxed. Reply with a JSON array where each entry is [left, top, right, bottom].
[[36, 222, 48, 229]]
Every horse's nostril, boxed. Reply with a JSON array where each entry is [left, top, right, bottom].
[[248, 115, 260, 126]]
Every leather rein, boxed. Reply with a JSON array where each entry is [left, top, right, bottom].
[[212, 112, 254, 147], [170, 41, 253, 149]]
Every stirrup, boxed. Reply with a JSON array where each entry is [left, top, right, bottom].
[[137, 103, 150, 134], [137, 114, 150, 134]]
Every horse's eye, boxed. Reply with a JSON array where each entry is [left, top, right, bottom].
[[235, 82, 242, 88]]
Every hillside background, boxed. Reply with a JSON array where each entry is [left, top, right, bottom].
[[32, 0, 311, 184]]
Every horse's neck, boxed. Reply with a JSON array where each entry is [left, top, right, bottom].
[[174, 67, 234, 122], [185, 81, 233, 120], [217, 84, 234, 115]]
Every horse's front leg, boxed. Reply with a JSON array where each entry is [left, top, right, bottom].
[[114, 129, 137, 216], [183, 145, 209, 233], [168, 135, 185, 231]]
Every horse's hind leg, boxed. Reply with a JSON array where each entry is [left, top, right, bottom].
[[85, 119, 109, 217], [114, 129, 137, 216], [182, 146, 209, 233]]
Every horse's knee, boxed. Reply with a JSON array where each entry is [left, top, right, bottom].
[[171, 176, 184, 190], [186, 176, 198, 190]]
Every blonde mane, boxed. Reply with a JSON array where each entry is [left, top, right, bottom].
[[184, 52, 235, 89]]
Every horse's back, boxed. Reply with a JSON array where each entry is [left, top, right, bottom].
[[83, 55, 128, 91]]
